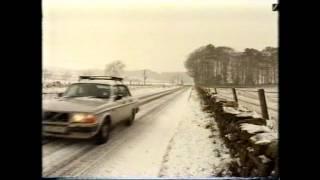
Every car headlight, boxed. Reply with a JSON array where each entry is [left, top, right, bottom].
[[70, 113, 97, 123]]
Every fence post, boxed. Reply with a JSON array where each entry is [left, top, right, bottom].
[[258, 89, 269, 119], [232, 88, 238, 102]]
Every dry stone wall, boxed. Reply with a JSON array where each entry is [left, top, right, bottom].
[[196, 86, 278, 178]]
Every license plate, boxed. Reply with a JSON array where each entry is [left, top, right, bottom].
[[44, 126, 67, 133]]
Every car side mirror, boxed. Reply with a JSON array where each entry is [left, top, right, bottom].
[[57, 93, 63, 97]]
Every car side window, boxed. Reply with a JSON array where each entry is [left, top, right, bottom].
[[118, 85, 130, 97], [96, 85, 110, 98], [123, 86, 131, 96], [64, 85, 78, 96], [112, 86, 119, 96]]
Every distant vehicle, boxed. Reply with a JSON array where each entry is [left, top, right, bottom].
[[42, 76, 140, 144]]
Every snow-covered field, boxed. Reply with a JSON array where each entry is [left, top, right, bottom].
[[210, 87, 278, 130], [43, 87, 232, 177]]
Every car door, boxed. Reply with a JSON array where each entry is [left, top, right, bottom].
[[117, 85, 132, 120], [111, 85, 129, 122], [123, 85, 135, 115], [110, 85, 125, 124]]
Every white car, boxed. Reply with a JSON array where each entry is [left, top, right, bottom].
[[42, 76, 140, 144]]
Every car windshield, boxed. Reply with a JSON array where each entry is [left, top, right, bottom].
[[63, 83, 111, 99]]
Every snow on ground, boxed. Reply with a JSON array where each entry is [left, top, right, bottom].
[[55, 88, 233, 177], [214, 88, 278, 131], [75, 89, 191, 177], [158, 88, 232, 177], [217, 88, 278, 115], [129, 86, 178, 97], [43, 87, 66, 94]]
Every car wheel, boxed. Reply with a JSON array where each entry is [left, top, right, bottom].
[[125, 111, 135, 126], [94, 121, 110, 145]]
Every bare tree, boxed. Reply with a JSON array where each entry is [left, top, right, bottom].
[[184, 44, 278, 86], [105, 60, 126, 77]]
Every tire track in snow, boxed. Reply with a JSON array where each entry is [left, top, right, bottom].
[[42, 88, 182, 158], [43, 118, 141, 177], [43, 88, 187, 177], [42, 142, 94, 176], [43, 140, 76, 157], [158, 135, 175, 177], [79, 89, 188, 177], [157, 104, 189, 177]]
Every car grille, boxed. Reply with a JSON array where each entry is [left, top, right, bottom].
[[43, 111, 70, 122]]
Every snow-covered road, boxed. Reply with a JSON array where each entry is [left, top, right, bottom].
[[43, 87, 231, 178]]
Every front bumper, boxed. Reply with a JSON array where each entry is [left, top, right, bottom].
[[42, 122, 99, 139]]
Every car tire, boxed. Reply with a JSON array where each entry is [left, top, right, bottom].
[[94, 121, 111, 145], [125, 111, 135, 126]]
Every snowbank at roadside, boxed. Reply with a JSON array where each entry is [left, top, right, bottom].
[[159, 88, 233, 177]]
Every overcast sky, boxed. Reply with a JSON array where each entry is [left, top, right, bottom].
[[43, 0, 278, 72]]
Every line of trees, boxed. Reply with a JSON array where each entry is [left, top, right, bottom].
[[184, 44, 278, 86]]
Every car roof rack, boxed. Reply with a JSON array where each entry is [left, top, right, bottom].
[[79, 76, 123, 82]]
